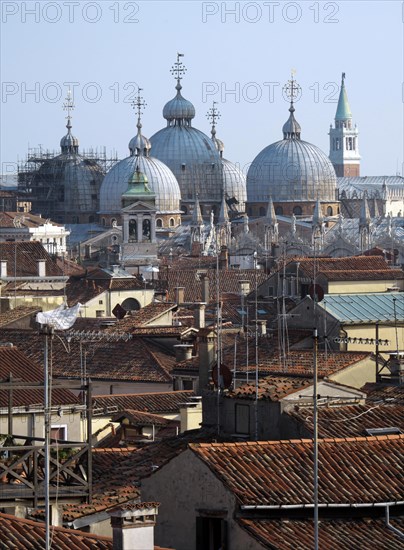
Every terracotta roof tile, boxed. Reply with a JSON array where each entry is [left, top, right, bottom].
[[0, 241, 63, 277], [190, 436, 404, 506], [363, 383, 404, 404], [93, 390, 196, 415], [0, 346, 79, 407], [239, 517, 404, 550], [0, 330, 175, 383], [0, 512, 112, 549], [0, 306, 40, 328], [286, 404, 404, 438], [109, 302, 177, 330]]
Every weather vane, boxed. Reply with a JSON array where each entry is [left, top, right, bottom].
[[171, 52, 187, 83], [131, 87, 147, 120], [282, 71, 301, 104], [63, 90, 74, 122], [206, 101, 221, 126]]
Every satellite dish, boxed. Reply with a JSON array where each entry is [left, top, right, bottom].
[[212, 364, 233, 390], [309, 283, 324, 303]]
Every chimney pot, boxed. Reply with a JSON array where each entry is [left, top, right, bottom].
[[37, 259, 46, 277], [0, 260, 7, 278], [174, 286, 185, 305]]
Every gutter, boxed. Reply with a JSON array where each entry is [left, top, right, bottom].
[[385, 504, 404, 540], [241, 501, 404, 510]]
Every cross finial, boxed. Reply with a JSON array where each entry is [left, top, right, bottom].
[[206, 101, 221, 129], [63, 90, 75, 129], [282, 71, 301, 108], [170, 53, 186, 90], [131, 87, 147, 122]]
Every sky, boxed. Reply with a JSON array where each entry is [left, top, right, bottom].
[[1, 1, 403, 178]]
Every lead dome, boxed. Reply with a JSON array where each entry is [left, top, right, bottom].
[[247, 78, 338, 218], [99, 91, 182, 228]]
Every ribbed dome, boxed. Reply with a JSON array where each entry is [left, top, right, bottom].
[[149, 125, 223, 204], [247, 139, 337, 203], [128, 131, 151, 156], [163, 85, 196, 122], [60, 132, 79, 153], [32, 153, 104, 216], [222, 158, 247, 211], [99, 154, 181, 214]]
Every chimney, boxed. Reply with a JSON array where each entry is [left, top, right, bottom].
[[108, 503, 159, 550], [194, 302, 206, 329], [198, 328, 216, 394], [174, 286, 185, 305], [37, 259, 46, 277], [0, 260, 7, 278], [201, 274, 209, 304], [255, 319, 267, 336], [111, 264, 119, 275], [174, 344, 193, 362], [219, 246, 228, 269]]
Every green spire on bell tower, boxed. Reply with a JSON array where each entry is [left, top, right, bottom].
[[335, 73, 352, 121]]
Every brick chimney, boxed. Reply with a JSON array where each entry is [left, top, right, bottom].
[[198, 327, 216, 394], [174, 344, 193, 362], [194, 302, 206, 329], [37, 259, 46, 277], [174, 286, 185, 305], [108, 502, 159, 550], [201, 274, 209, 304], [0, 260, 7, 278]]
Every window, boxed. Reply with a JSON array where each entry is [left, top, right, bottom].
[[259, 207, 265, 217], [293, 205, 302, 216], [235, 403, 250, 435], [156, 218, 163, 228], [96, 310, 105, 317], [327, 206, 333, 216], [99, 300, 103, 305], [169, 218, 175, 227], [196, 517, 227, 550], [275, 206, 283, 215], [182, 379, 194, 391], [51, 425, 67, 441]]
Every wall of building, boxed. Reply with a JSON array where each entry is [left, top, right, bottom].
[[89, 380, 173, 397], [328, 280, 403, 293], [141, 448, 263, 550], [80, 288, 154, 318], [0, 409, 83, 442]]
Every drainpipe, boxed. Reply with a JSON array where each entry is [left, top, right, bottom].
[[385, 504, 404, 540]]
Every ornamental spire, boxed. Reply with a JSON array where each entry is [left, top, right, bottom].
[[282, 71, 301, 140], [129, 88, 151, 157], [335, 72, 352, 122], [171, 52, 186, 94], [207, 101, 224, 156], [63, 89, 74, 133]]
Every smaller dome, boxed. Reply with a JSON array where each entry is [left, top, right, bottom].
[[129, 168, 149, 186], [282, 105, 301, 139], [129, 129, 151, 156], [60, 131, 79, 153], [212, 134, 225, 155], [163, 87, 196, 122]]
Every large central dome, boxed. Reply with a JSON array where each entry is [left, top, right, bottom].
[[149, 57, 224, 214], [247, 97, 337, 212]]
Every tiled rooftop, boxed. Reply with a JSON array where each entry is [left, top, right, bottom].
[[363, 383, 404, 404], [0, 241, 64, 277], [239, 517, 404, 550], [163, 268, 268, 303], [286, 404, 404, 438], [111, 409, 173, 427], [0, 346, 79, 408], [0, 512, 113, 549], [0, 329, 175, 383], [318, 269, 404, 281], [229, 375, 313, 401], [0, 306, 39, 328], [0, 211, 62, 228], [190, 436, 404, 506], [284, 255, 396, 277], [93, 390, 196, 415], [66, 276, 145, 307], [109, 302, 177, 330]]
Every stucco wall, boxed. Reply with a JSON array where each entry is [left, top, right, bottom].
[[0, 410, 83, 441], [328, 280, 403, 293], [141, 448, 265, 550]]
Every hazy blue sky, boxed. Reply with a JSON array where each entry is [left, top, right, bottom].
[[1, 1, 403, 177]]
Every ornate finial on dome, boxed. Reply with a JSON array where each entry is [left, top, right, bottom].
[[282, 71, 302, 140], [129, 88, 151, 157], [171, 52, 187, 93], [207, 101, 224, 156], [163, 54, 195, 124], [61, 90, 79, 153]]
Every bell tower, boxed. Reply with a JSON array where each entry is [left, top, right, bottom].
[[329, 73, 360, 177]]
